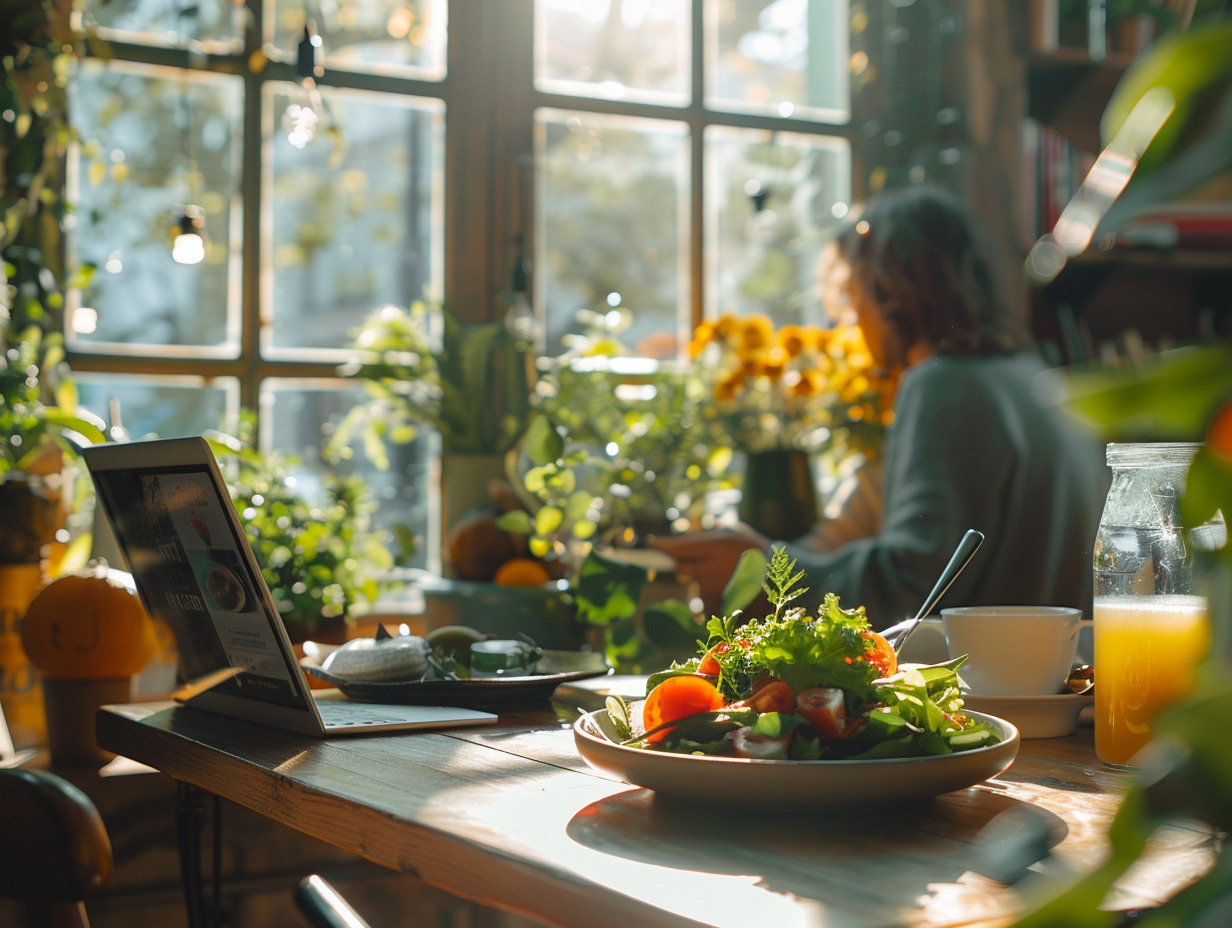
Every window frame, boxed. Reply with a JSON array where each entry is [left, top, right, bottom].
[[64, 0, 859, 429]]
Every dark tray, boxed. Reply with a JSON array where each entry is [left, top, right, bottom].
[[302, 649, 610, 709]]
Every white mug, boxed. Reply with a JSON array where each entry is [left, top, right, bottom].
[[941, 605, 1083, 697]]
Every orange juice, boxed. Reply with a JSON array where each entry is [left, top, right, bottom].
[[1093, 594, 1209, 766]]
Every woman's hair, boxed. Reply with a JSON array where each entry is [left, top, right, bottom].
[[837, 185, 1030, 356]]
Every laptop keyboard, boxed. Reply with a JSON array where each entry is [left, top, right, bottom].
[[316, 702, 414, 727]]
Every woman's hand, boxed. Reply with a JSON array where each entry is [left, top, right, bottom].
[[652, 527, 770, 616]]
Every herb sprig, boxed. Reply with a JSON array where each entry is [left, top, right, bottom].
[[763, 544, 808, 618]]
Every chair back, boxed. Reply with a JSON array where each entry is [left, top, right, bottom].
[[0, 767, 113, 927]]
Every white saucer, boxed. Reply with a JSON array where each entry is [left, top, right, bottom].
[[960, 691, 1094, 739]]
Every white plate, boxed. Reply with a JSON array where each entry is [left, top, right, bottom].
[[961, 692, 1094, 739], [573, 709, 1019, 808]]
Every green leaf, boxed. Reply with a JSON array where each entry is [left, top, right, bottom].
[[1114, 20, 1232, 148], [1064, 345, 1232, 439], [575, 549, 647, 626], [534, 505, 564, 537], [525, 413, 564, 465], [571, 519, 598, 540], [605, 696, 633, 740], [720, 547, 767, 617], [563, 491, 594, 521], [523, 466, 547, 494], [761, 544, 809, 617], [641, 599, 700, 651], [495, 509, 533, 535], [1182, 446, 1232, 545], [39, 409, 105, 445]]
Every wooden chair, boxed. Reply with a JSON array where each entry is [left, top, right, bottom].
[[0, 767, 114, 928], [295, 875, 375, 928]]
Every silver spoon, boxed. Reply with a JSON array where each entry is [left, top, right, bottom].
[[886, 529, 985, 655]]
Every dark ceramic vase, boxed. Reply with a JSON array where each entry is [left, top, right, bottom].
[[738, 449, 818, 541]]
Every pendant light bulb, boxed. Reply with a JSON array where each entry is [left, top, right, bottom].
[[172, 207, 206, 265]]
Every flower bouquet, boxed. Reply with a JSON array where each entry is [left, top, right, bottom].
[[687, 313, 894, 540], [688, 313, 893, 460]]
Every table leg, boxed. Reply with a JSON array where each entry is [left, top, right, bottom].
[[177, 782, 221, 928]]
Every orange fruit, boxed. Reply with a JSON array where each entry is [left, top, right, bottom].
[[21, 565, 157, 679], [493, 558, 551, 588], [446, 514, 522, 581]]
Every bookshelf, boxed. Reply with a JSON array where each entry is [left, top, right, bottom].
[[1018, 2, 1232, 363]]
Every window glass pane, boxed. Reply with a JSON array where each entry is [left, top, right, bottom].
[[74, 374, 237, 441], [704, 126, 851, 327], [66, 61, 243, 355], [535, 0, 689, 106], [265, 84, 444, 355], [262, 381, 432, 570], [83, 0, 241, 49], [268, 0, 447, 80], [536, 108, 688, 358], [706, 0, 849, 122]]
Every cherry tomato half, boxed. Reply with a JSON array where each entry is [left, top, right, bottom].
[[697, 641, 733, 676], [796, 687, 847, 740], [642, 675, 725, 743], [748, 679, 795, 715], [863, 630, 897, 678]]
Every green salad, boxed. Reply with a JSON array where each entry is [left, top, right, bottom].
[[604, 548, 1002, 761]]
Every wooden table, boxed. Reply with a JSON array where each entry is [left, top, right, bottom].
[[96, 682, 1218, 928]]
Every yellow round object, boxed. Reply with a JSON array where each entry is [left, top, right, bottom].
[[493, 558, 551, 588], [20, 566, 157, 680]]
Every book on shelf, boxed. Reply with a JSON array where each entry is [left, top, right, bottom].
[[1022, 118, 1097, 248], [1114, 204, 1232, 250]]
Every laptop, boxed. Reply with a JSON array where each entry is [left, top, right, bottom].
[[83, 436, 497, 737]]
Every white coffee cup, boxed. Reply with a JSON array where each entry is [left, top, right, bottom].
[[940, 605, 1083, 696]]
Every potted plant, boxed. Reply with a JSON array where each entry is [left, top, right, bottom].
[[207, 422, 392, 644], [329, 300, 534, 522], [1105, 0, 1179, 55], [500, 307, 729, 562]]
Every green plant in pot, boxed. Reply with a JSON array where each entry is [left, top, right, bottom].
[[2, 1, 103, 570], [207, 423, 392, 643], [1, 324, 104, 566], [327, 301, 537, 578], [500, 307, 730, 563], [328, 300, 534, 462]]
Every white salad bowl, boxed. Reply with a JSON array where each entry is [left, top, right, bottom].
[[573, 709, 1020, 808]]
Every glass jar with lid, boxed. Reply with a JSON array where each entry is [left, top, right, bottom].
[[1093, 442, 1227, 766]]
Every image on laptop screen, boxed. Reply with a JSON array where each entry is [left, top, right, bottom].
[[88, 452, 308, 710]]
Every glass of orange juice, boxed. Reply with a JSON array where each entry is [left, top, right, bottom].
[[1092, 442, 1225, 767], [1092, 594, 1209, 766]]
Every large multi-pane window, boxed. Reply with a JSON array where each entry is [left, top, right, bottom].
[[64, 0, 853, 569], [531, 0, 852, 354]]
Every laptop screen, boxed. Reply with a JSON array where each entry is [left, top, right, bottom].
[[88, 451, 308, 713]]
